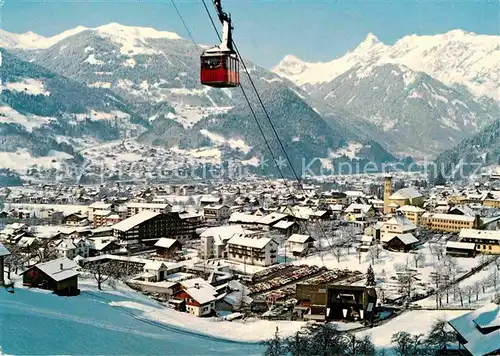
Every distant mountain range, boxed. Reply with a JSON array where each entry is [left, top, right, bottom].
[[274, 31, 500, 158], [0, 24, 498, 178], [0, 48, 147, 170], [435, 119, 500, 176]]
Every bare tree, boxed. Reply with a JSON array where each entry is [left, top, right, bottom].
[[425, 319, 456, 353], [263, 327, 287, 356], [391, 332, 425, 356], [472, 281, 481, 301], [412, 252, 425, 269], [4, 243, 25, 279], [286, 331, 310, 356], [429, 242, 444, 261], [368, 244, 382, 265], [490, 268, 499, 292], [465, 285, 473, 304], [397, 269, 417, 302], [32, 239, 58, 264], [343, 334, 376, 356], [82, 262, 123, 290], [456, 286, 464, 307]]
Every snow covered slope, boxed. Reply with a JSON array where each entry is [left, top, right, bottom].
[[313, 62, 498, 157], [274, 30, 500, 100]]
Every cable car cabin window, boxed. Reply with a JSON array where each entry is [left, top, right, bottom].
[[203, 56, 222, 70]]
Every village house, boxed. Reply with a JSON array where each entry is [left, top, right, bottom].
[[88, 237, 121, 257], [21, 257, 80, 296], [387, 187, 425, 209], [88, 202, 114, 221], [203, 204, 230, 221], [420, 213, 481, 232], [154, 237, 183, 258], [345, 204, 376, 222], [64, 212, 89, 227], [380, 214, 417, 242], [173, 278, 217, 317], [448, 303, 500, 356], [358, 235, 374, 252], [397, 205, 426, 225], [199, 195, 223, 207], [445, 240, 477, 258], [381, 233, 419, 252], [200, 225, 249, 259], [286, 234, 315, 257], [126, 202, 172, 217], [55, 238, 91, 259], [458, 229, 500, 255], [227, 234, 278, 267], [271, 220, 300, 237], [142, 261, 170, 282], [320, 191, 348, 205]]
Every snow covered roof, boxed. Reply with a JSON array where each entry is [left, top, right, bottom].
[[57, 239, 77, 250], [127, 202, 171, 209], [272, 220, 296, 229], [112, 211, 160, 232], [200, 225, 247, 242], [256, 213, 287, 225], [93, 210, 112, 216], [229, 212, 259, 224], [431, 213, 476, 222], [382, 233, 418, 244], [25, 257, 79, 282], [383, 216, 417, 231], [200, 195, 222, 203], [459, 229, 500, 241], [144, 261, 168, 271], [389, 187, 423, 200], [361, 235, 373, 242], [397, 205, 426, 213], [184, 286, 217, 305], [227, 235, 276, 249], [345, 204, 373, 213], [89, 202, 113, 209], [446, 241, 476, 250], [0, 242, 10, 257], [154, 237, 180, 249], [448, 303, 500, 356], [288, 234, 314, 244]]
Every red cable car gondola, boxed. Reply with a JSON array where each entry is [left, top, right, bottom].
[[200, 0, 240, 88]]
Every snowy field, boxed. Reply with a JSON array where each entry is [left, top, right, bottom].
[[360, 310, 468, 353]]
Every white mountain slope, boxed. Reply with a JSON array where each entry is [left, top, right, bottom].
[[273, 30, 500, 100], [0, 23, 181, 50]]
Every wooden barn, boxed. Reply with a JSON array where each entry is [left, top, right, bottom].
[[21, 257, 80, 296]]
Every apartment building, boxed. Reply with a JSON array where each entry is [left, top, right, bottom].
[[420, 213, 481, 232], [458, 229, 500, 255], [126, 203, 172, 217], [227, 235, 278, 267]]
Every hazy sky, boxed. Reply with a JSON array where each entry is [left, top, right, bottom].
[[2, 0, 498, 68]]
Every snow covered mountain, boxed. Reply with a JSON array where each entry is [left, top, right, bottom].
[[311, 62, 498, 157], [0, 48, 148, 173], [435, 119, 500, 177], [273, 30, 500, 100], [2, 24, 398, 177]]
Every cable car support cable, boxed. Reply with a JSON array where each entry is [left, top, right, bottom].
[[201, 0, 340, 268]]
